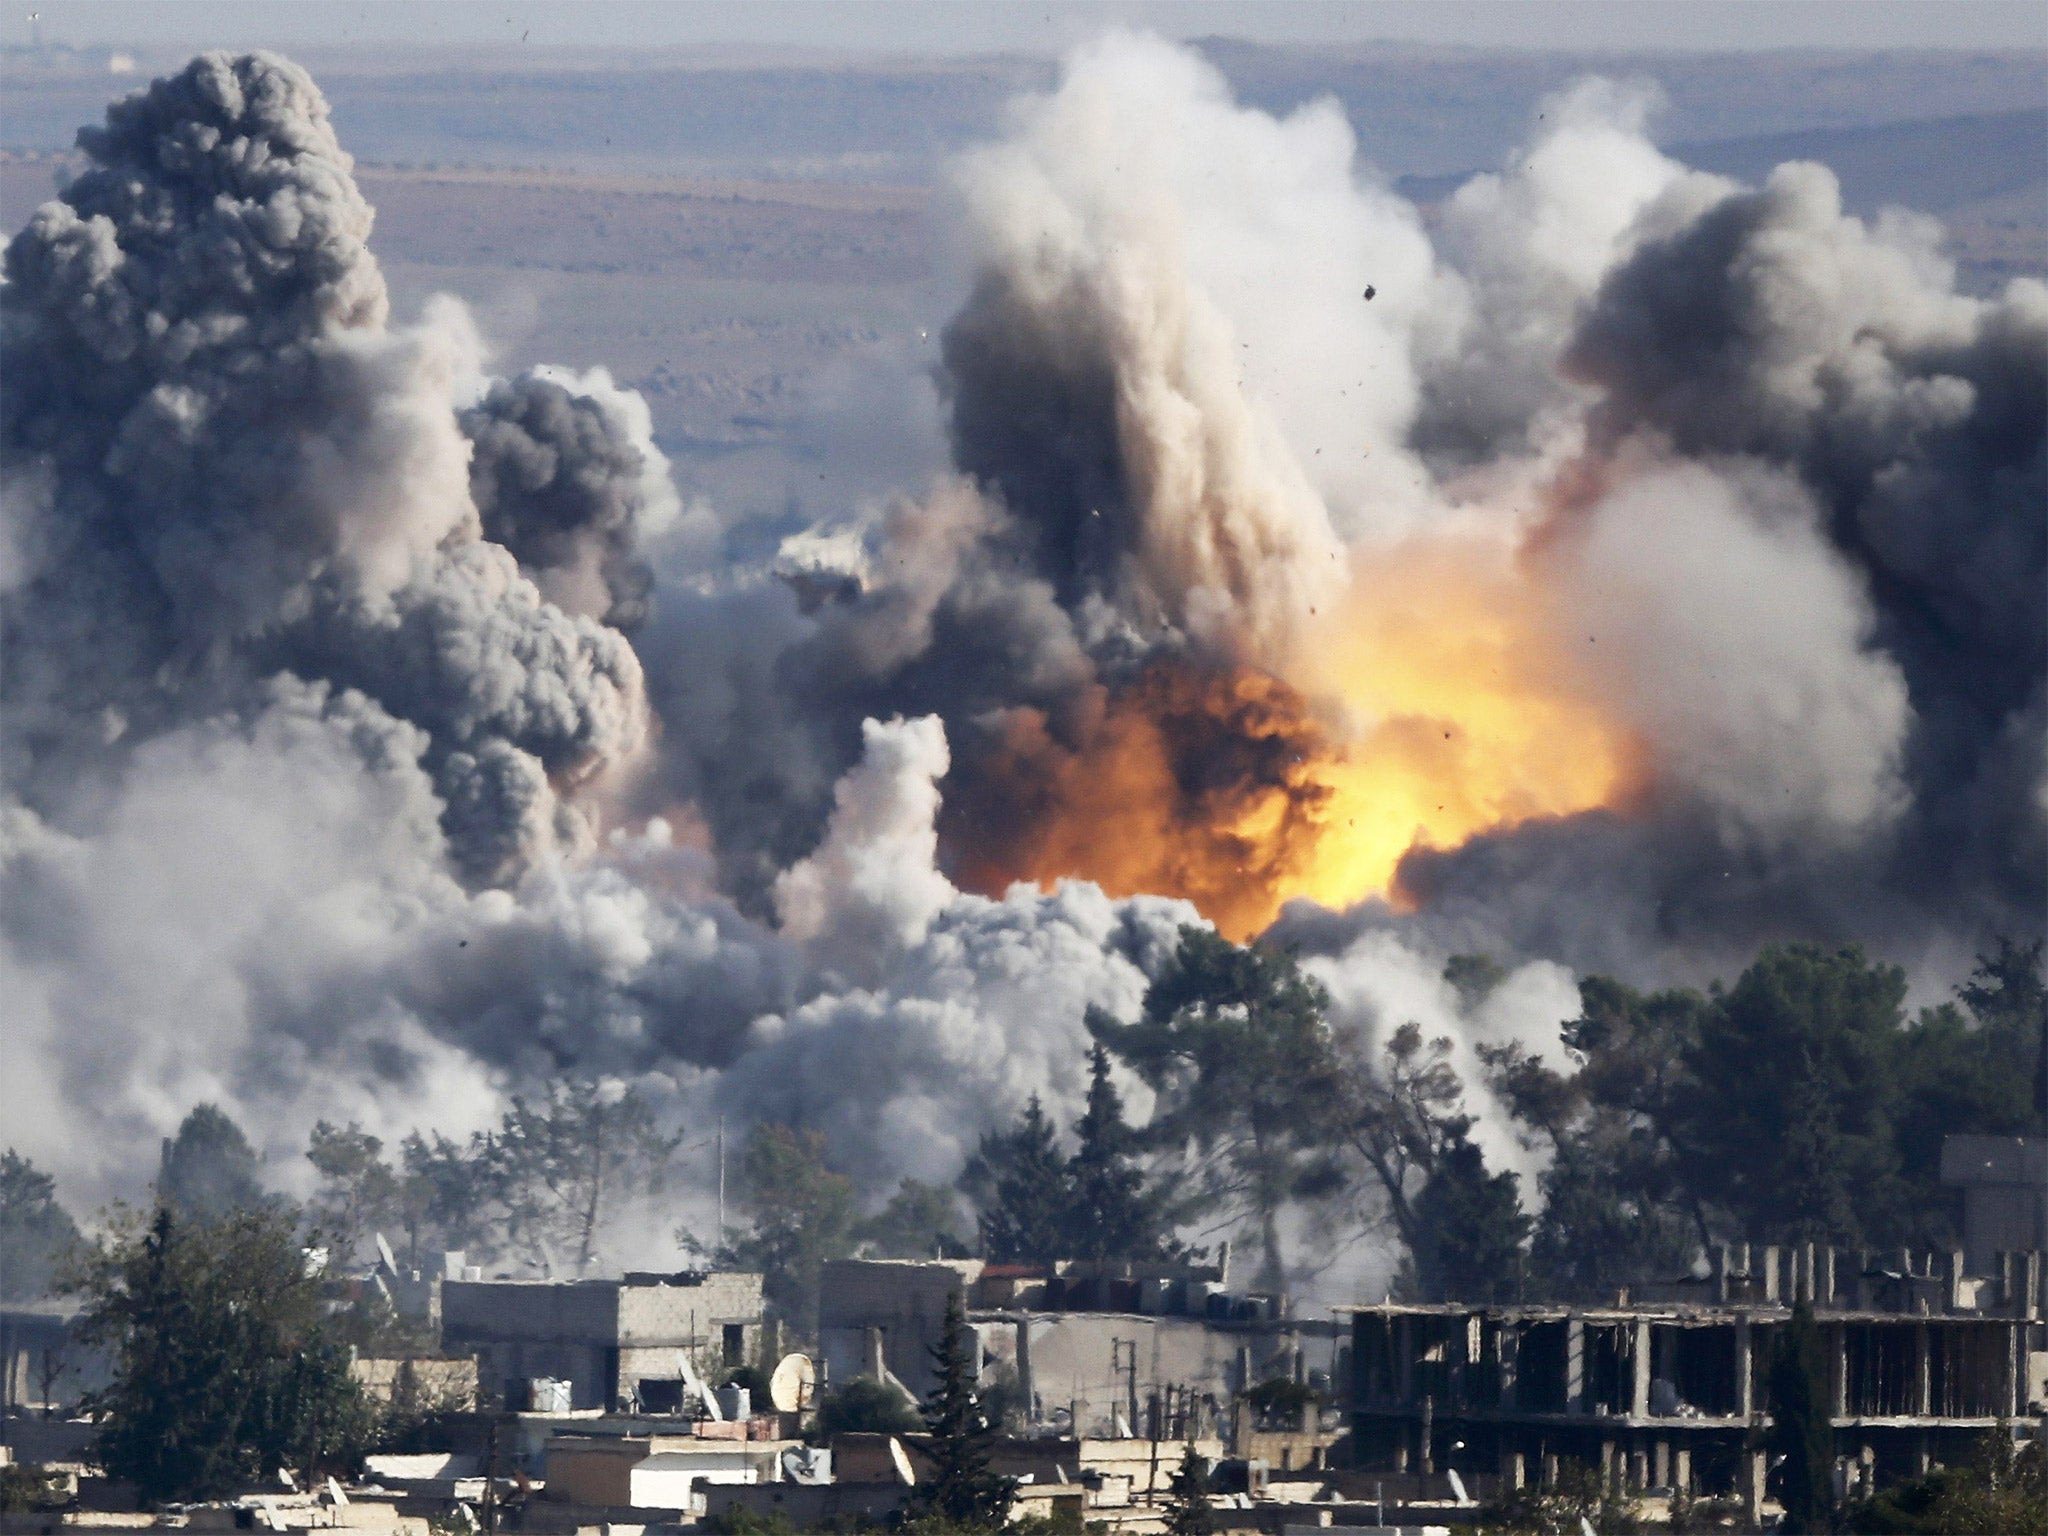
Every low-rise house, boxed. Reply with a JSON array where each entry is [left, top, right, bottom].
[[440, 1269, 763, 1412]]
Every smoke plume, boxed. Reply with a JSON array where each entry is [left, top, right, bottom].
[[3, 39, 2040, 1287]]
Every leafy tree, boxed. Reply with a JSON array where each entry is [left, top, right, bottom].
[[491, 1079, 680, 1275], [1065, 1042, 1178, 1263], [1338, 1021, 1469, 1263], [1768, 1301, 1836, 1534], [1848, 1423, 2048, 1534], [0, 1150, 80, 1302], [704, 1123, 858, 1335], [964, 1096, 1073, 1265], [65, 1205, 375, 1503], [1443, 952, 1509, 1012], [1676, 945, 1905, 1246], [861, 1179, 972, 1260], [1094, 927, 1345, 1286], [1890, 940, 2046, 1241], [1408, 1121, 1529, 1302], [396, 1130, 503, 1268], [306, 1121, 400, 1267], [905, 1290, 1015, 1530], [813, 1376, 921, 1438], [1162, 1443, 1214, 1536], [157, 1104, 266, 1221], [1527, 1125, 1695, 1301]]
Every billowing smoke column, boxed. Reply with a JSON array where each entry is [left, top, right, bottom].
[[2, 38, 2041, 1279]]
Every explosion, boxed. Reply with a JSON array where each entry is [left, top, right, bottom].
[[944, 534, 1645, 939], [3, 38, 2040, 1226]]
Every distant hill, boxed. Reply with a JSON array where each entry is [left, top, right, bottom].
[[4, 41, 2043, 185], [1675, 108, 2047, 223], [1198, 40, 2048, 178]]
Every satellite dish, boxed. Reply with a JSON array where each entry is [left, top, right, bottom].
[[769, 1352, 817, 1413]]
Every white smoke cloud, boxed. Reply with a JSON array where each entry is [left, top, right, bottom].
[[1564, 456, 1912, 849], [775, 714, 957, 974], [2, 36, 2040, 1276], [1308, 932, 1581, 1202]]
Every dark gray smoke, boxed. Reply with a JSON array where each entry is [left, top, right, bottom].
[[463, 370, 669, 630], [0, 51, 650, 887], [3, 38, 2041, 1279]]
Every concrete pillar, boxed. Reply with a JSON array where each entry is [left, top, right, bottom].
[[1629, 1445, 1648, 1492], [1829, 1323, 1848, 1415], [1543, 1451, 1560, 1487], [1743, 1449, 1767, 1526], [1015, 1315, 1034, 1423], [1821, 1247, 1837, 1307], [1674, 1446, 1692, 1494], [1762, 1246, 1781, 1303], [1915, 1323, 1933, 1415], [1735, 1317, 1754, 1418], [1599, 1439, 1615, 1492], [1947, 1251, 1967, 1312], [1236, 1342, 1253, 1397], [1631, 1319, 1652, 1419], [1567, 1319, 1587, 1414], [1499, 1324, 1520, 1411], [1501, 1449, 1525, 1490], [1420, 1392, 1434, 1475], [1653, 1440, 1669, 1489]]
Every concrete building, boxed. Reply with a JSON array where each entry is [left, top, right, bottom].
[[0, 1303, 106, 1415], [1943, 1134, 2048, 1275], [1350, 1242, 2048, 1515], [542, 1430, 781, 1508], [441, 1269, 764, 1412], [820, 1257, 1341, 1449]]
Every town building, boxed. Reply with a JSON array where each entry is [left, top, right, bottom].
[[440, 1269, 764, 1412], [820, 1255, 1343, 1459], [1349, 1240, 2047, 1519]]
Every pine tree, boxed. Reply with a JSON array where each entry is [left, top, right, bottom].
[[157, 1104, 265, 1221], [967, 1097, 1073, 1264], [1163, 1443, 1214, 1536], [69, 1204, 374, 1503], [906, 1291, 1016, 1530], [1768, 1300, 1835, 1534], [0, 1150, 81, 1302], [1410, 1121, 1529, 1302], [1066, 1044, 1171, 1262]]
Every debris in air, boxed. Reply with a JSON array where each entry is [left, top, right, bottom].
[[1362, 285, 1377, 301]]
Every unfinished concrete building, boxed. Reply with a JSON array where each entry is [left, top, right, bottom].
[[1350, 1242, 2046, 1511], [441, 1269, 764, 1412]]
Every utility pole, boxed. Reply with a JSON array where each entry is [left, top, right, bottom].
[[716, 1114, 726, 1249]]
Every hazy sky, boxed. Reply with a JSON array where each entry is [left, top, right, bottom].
[[17, 0, 2048, 56]]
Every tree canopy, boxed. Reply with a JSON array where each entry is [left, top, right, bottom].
[[157, 1104, 266, 1222], [0, 1150, 80, 1302], [66, 1204, 374, 1503], [1093, 926, 1345, 1286]]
